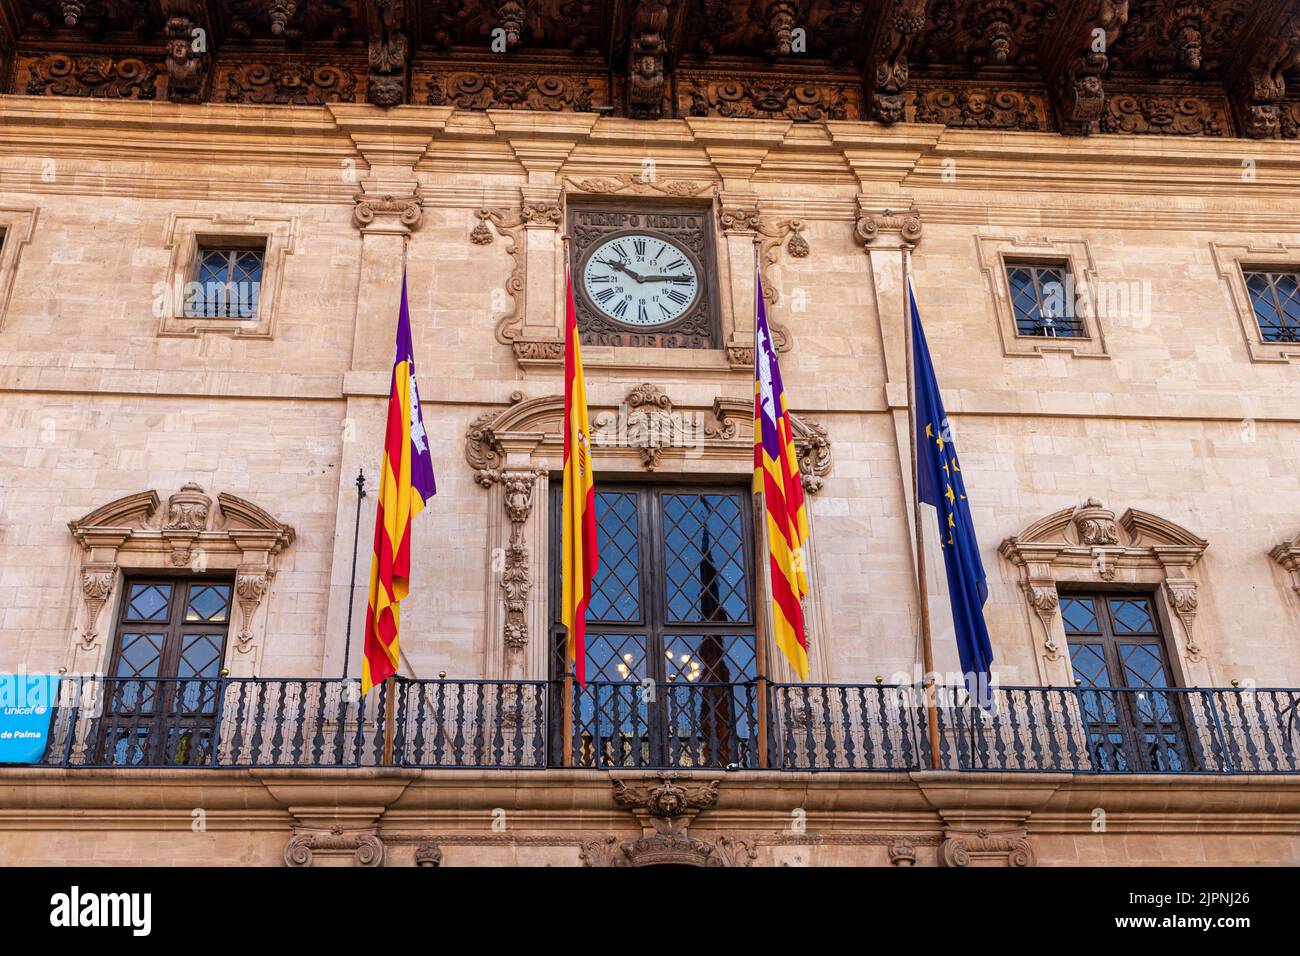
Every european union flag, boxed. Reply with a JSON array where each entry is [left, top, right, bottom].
[[910, 283, 994, 705]]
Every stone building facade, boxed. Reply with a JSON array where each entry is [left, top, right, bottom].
[[0, 1, 1298, 866]]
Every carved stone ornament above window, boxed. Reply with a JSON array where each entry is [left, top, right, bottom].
[[465, 388, 831, 493], [466, 388, 831, 680], [999, 498, 1209, 681], [67, 483, 295, 674]]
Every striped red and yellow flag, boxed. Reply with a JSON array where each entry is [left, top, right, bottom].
[[753, 267, 811, 680], [561, 259, 599, 686], [362, 270, 437, 696]]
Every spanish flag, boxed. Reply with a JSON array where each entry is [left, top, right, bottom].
[[561, 259, 599, 686], [753, 267, 811, 679], [362, 270, 437, 696]]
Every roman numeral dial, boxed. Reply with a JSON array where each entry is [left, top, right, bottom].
[[581, 233, 700, 327]]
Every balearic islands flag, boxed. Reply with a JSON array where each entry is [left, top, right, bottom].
[[753, 268, 811, 680], [362, 270, 437, 696], [909, 281, 994, 703], [561, 259, 599, 686]]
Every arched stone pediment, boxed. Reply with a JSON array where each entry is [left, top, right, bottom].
[[999, 498, 1210, 679], [66, 483, 296, 675], [466, 385, 832, 493]]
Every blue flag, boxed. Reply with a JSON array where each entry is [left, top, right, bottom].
[[910, 283, 994, 705]]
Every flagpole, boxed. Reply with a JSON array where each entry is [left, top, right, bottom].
[[752, 236, 770, 769], [560, 232, 575, 769], [382, 243, 411, 769], [902, 245, 942, 770]]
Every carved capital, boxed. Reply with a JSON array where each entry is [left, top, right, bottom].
[[284, 826, 384, 868], [521, 200, 563, 228], [719, 206, 762, 234], [940, 828, 1035, 867], [414, 841, 443, 867], [353, 190, 423, 234], [855, 207, 922, 249], [887, 838, 917, 866]]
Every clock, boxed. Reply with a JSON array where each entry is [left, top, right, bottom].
[[581, 233, 700, 327], [569, 204, 719, 350]]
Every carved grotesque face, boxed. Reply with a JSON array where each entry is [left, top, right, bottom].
[[1146, 97, 1174, 127], [496, 76, 528, 103], [967, 92, 988, 116], [1245, 105, 1280, 138], [369, 75, 403, 108], [875, 93, 905, 124], [276, 67, 306, 95], [751, 82, 787, 113], [636, 55, 657, 78], [169, 37, 190, 61]]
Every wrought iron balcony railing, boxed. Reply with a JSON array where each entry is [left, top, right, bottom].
[[21, 676, 1300, 774]]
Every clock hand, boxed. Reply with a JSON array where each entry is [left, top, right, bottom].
[[603, 259, 647, 282], [642, 274, 691, 282]]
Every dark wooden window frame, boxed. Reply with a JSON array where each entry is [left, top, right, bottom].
[[106, 576, 234, 680]]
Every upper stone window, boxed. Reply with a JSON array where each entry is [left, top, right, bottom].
[[1005, 261, 1086, 338], [1243, 270, 1300, 344], [185, 242, 266, 320]]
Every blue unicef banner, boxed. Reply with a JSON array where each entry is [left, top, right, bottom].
[[0, 674, 63, 764]]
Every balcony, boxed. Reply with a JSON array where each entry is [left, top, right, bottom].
[[21, 676, 1300, 774]]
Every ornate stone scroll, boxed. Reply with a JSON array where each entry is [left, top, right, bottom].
[[999, 499, 1209, 680], [470, 207, 527, 348]]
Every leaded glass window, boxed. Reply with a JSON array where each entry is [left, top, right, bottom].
[[550, 485, 758, 768], [1243, 270, 1300, 343], [1062, 593, 1193, 772], [185, 244, 265, 319], [1005, 261, 1086, 338], [100, 579, 233, 766]]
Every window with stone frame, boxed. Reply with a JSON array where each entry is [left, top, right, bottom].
[[184, 239, 266, 320], [1242, 268, 1300, 344], [98, 578, 234, 767], [1005, 260, 1086, 338]]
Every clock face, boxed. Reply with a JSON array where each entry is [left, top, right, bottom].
[[581, 233, 700, 327]]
